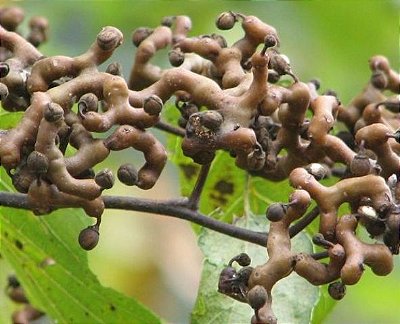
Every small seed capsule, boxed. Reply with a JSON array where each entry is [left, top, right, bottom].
[[117, 164, 139, 186], [0, 7, 24, 31], [78, 93, 99, 117], [230, 253, 251, 267], [95, 169, 114, 189], [78, 226, 100, 251], [12, 171, 32, 193], [200, 110, 223, 131], [266, 203, 286, 222], [216, 12, 236, 30], [264, 34, 277, 48], [27, 151, 49, 174], [350, 154, 371, 176], [29, 16, 48, 32], [328, 281, 346, 300], [132, 27, 153, 47], [305, 163, 330, 181], [97, 26, 122, 51], [143, 95, 163, 116], [106, 62, 123, 76], [312, 233, 334, 249], [218, 266, 237, 294], [236, 253, 251, 267], [168, 49, 185, 67], [269, 51, 292, 76], [44, 102, 64, 122]]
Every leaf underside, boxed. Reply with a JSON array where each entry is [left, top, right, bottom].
[[192, 213, 319, 324]]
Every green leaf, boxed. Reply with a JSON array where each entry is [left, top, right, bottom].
[[310, 285, 336, 324], [191, 211, 319, 323], [164, 106, 334, 322], [0, 257, 18, 324], [165, 104, 248, 228], [169, 136, 247, 225], [0, 170, 160, 324], [0, 110, 24, 129], [168, 147, 334, 323]]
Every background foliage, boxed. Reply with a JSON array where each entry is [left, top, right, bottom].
[[0, 1, 399, 323]]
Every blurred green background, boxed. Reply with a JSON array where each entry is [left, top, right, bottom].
[[0, 0, 399, 323]]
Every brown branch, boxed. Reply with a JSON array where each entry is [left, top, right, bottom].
[[0, 191, 267, 246], [289, 206, 320, 238], [155, 120, 185, 137], [0, 191, 326, 259], [187, 163, 211, 210]]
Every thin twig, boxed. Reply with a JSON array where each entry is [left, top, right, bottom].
[[0, 192, 268, 247], [0, 192, 30, 209], [289, 206, 320, 238], [106, 195, 268, 245], [155, 120, 185, 137], [310, 251, 328, 260], [187, 163, 211, 210], [0, 192, 325, 257]]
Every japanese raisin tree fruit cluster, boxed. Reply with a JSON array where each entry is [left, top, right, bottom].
[[0, 7, 399, 324]]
